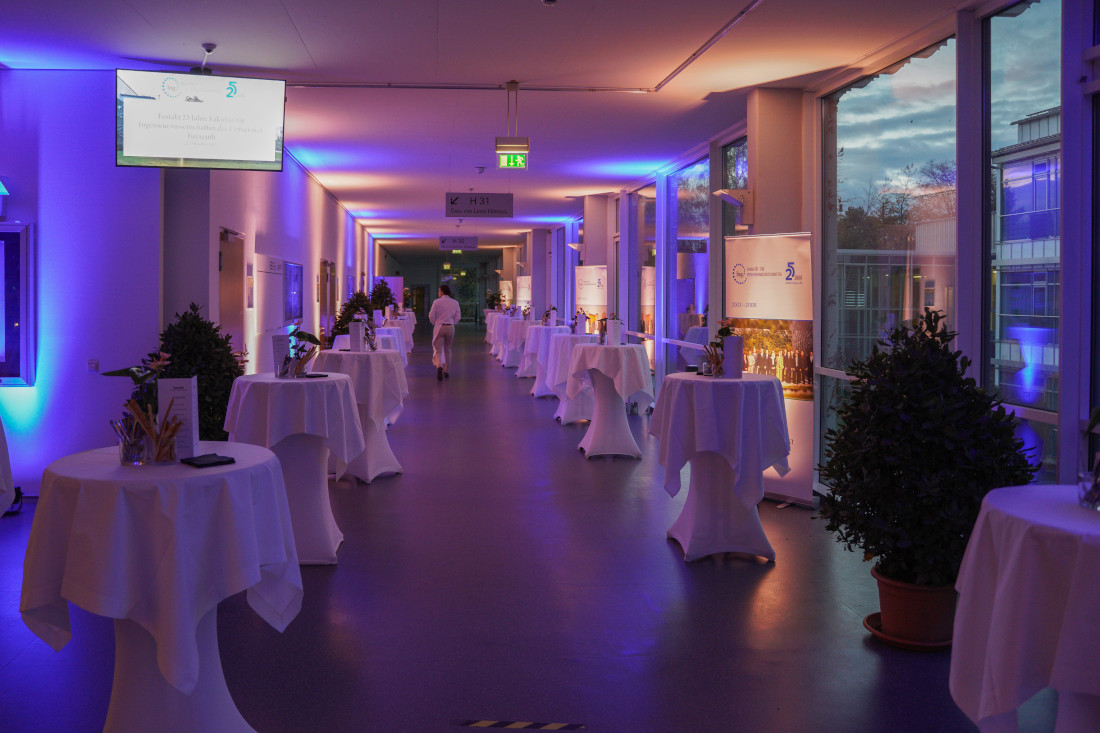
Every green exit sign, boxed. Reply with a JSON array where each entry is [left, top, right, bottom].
[[498, 153, 527, 169]]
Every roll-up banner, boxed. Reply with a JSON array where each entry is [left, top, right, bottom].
[[574, 265, 607, 334], [500, 280, 514, 306], [725, 233, 814, 507], [515, 275, 532, 307]]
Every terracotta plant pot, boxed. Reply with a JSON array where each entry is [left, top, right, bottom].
[[868, 564, 957, 649]]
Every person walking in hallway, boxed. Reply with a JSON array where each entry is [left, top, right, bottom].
[[429, 284, 461, 381]]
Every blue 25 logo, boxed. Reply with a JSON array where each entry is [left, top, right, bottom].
[[226, 81, 238, 98], [785, 262, 796, 281]]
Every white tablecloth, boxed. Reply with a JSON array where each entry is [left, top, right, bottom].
[[546, 333, 598, 423], [951, 485, 1100, 733], [332, 329, 407, 363], [313, 349, 407, 483], [524, 325, 570, 393], [678, 325, 710, 364], [20, 441, 301, 727], [566, 343, 653, 404], [502, 319, 536, 369], [649, 373, 791, 561], [485, 311, 502, 343], [0, 415, 13, 512], [224, 373, 365, 564], [376, 326, 409, 358], [491, 315, 515, 358], [567, 344, 654, 459], [386, 316, 414, 350]]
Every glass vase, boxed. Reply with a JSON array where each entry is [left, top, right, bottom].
[[118, 437, 145, 466]]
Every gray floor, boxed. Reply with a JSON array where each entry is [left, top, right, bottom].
[[0, 324, 1058, 732]]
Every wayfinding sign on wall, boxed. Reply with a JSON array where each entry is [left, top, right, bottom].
[[445, 192, 513, 218], [439, 236, 478, 250]]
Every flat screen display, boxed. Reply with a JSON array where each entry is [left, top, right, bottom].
[[116, 69, 285, 171]]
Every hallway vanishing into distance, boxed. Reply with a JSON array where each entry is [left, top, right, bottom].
[[1, 324, 1056, 732]]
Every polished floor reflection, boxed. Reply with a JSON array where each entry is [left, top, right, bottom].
[[1, 325, 1056, 732]]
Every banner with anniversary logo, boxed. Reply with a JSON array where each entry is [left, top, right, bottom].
[[725, 233, 814, 506]]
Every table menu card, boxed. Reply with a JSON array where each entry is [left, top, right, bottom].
[[158, 377, 200, 458]]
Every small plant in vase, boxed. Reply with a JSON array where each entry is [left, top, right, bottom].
[[278, 324, 321, 377], [103, 352, 181, 463]]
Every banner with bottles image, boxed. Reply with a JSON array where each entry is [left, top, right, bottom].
[[725, 233, 813, 506]]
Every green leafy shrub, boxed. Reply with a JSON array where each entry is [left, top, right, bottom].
[[818, 308, 1036, 586], [369, 280, 397, 314], [156, 303, 243, 441], [330, 290, 373, 343]]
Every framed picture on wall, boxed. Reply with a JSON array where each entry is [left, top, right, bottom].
[[0, 224, 35, 386], [283, 261, 303, 324]]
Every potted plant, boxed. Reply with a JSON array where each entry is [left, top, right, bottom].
[[330, 290, 373, 346], [486, 290, 504, 311], [156, 303, 244, 441], [818, 308, 1035, 647], [368, 279, 397, 316]]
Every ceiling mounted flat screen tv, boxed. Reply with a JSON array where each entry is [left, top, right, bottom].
[[116, 69, 285, 171]]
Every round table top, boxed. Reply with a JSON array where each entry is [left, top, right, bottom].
[[981, 484, 1100, 536], [45, 440, 277, 483]]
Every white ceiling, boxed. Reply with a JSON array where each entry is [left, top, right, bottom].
[[4, 0, 965, 254]]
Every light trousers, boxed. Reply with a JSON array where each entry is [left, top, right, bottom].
[[432, 324, 455, 368]]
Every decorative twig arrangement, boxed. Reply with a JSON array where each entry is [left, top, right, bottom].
[[124, 397, 182, 462], [702, 343, 725, 377]]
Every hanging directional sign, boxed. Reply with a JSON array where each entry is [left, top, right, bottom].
[[498, 153, 527, 169], [440, 236, 478, 251], [445, 192, 513, 218]]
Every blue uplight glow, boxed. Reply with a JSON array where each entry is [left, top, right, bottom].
[[1005, 326, 1052, 405]]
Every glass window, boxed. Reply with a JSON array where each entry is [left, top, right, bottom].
[[820, 39, 957, 463], [722, 137, 748, 238], [636, 184, 657, 336], [666, 158, 709, 351], [984, 0, 1061, 424], [822, 40, 957, 372]]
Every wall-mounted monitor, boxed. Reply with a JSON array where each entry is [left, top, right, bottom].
[[116, 69, 285, 171]]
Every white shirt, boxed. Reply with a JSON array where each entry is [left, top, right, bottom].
[[429, 295, 462, 326]]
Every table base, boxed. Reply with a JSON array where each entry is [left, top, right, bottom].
[[344, 404, 402, 483], [273, 434, 343, 564], [105, 612, 253, 733], [532, 364, 555, 398], [501, 346, 522, 368], [554, 390, 593, 424], [517, 357, 537, 378], [667, 451, 775, 561], [578, 370, 641, 459]]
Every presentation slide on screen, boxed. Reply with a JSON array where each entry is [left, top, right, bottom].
[[725, 233, 814, 506], [117, 70, 284, 169], [515, 275, 532, 307]]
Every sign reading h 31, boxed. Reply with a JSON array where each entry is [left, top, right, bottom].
[[439, 236, 478, 251], [445, 192, 513, 218]]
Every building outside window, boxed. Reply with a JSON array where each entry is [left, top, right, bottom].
[[985, 0, 1061, 482], [820, 39, 958, 453], [722, 137, 748, 238]]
